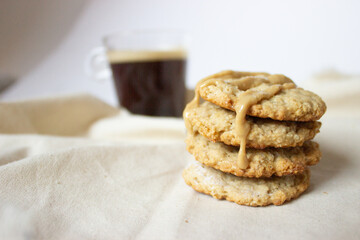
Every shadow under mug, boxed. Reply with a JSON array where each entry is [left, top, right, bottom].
[[86, 31, 188, 117]]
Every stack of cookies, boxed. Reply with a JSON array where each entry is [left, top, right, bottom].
[[182, 71, 326, 206]]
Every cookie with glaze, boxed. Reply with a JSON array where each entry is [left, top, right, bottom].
[[182, 161, 310, 206], [186, 132, 320, 178], [184, 101, 321, 148], [198, 70, 326, 121]]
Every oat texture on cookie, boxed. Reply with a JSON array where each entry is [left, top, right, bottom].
[[182, 70, 325, 206], [183, 161, 310, 207], [186, 133, 320, 178], [184, 101, 321, 149]]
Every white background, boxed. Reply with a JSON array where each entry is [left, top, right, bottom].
[[1, 0, 359, 105]]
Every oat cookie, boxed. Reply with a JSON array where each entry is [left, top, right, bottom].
[[182, 161, 310, 206], [184, 101, 321, 148], [186, 133, 320, 178], [198, 70, 326, 121]]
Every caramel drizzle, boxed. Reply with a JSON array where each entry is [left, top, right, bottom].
[[184, 72, 296, 169], [183, 77, 219, 130]]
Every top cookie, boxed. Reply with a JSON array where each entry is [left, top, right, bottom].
[[198, 71, 327, 121]]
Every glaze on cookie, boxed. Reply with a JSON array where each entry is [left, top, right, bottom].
[[186, 132, 320, 178], [184, 101, 321, 149]]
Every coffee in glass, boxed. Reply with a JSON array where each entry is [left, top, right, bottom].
[[107, 49, 186, 117]]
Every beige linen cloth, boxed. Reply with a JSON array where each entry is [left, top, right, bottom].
[[0, 75, 360, 239]]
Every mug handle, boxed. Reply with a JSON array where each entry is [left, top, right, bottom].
[[84, 46, 112, 81]]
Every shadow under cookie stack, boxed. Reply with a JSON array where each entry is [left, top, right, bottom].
[[182, 71, 326, 207]]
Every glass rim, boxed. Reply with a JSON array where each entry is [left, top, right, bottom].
[[103, 29, 189, 43]]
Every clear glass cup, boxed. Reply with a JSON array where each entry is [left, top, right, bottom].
[[86, 30, 188, 117]]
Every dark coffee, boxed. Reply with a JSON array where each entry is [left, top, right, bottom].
[[108, 51, 186, 117]]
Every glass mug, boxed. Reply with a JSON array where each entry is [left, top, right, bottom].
[[86, 31, 188, 117]]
